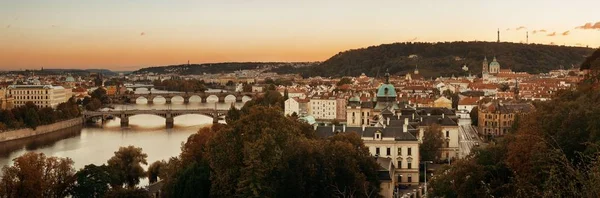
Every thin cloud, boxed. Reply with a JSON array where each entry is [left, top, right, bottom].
[[140, 32, 145, 36], [576, 22, 600, 30], [547, 32, 556, 36], [562, 31, 570, 36], [550, 42, 556, 45], [532, 29, 547, 34], [407, 37, 418, 42], [506, 28, 511, 31], [6, 25, 10, 28], [575, 43, 583, 46], [516, 26, 526, 30]]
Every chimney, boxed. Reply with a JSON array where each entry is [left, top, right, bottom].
[[420, 117, 423, 122], [403, 124, 408, 132], [412, 113, 415, 119], [386, 117, 390, 125], [313, 125, 317, 131], [362, 125, 366, 131], [404, 118, 409, 125], [427, 113, 431, 116], [343, 124, 346, 132], [332, 125, 335, 132], [397, 114, 400, 120], [442, 113, 445, 118]]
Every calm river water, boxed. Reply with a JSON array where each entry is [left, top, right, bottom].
[[0, 89, 244, 185]]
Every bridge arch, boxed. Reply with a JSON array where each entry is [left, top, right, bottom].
[[224, 95, 237, 103], [135, 96, 149, 104], [171, 95, 185, 103], [206, 95, 219, 103], [152, 96, 167, 104], [189, 95, 202, 103], [242, 96, 252, 103]]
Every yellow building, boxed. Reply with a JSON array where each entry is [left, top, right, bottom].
[[7, 85, 70, 108], [433, 96, 452, 109]]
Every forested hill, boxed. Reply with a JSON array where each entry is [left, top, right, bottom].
[[284, 42, 595, 78], [132, 62, 316, 75]]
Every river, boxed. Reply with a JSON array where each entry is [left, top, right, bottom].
[[0, 89, 245, 185]]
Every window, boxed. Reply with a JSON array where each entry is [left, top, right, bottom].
[[408, 148, 412, 156], [375, 147, 380, 156], [407, 161, 412, 169], [397, 160, 402, 168], [397, 148, 401, 155], [446, 131, 449, 137], [408, 174, 412, 183], [398, 175, 402, 182], [386, 147, 391, 156], [446, 142, 450, 148]]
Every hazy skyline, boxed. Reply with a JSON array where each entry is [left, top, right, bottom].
[[1, 0, 599, 70]]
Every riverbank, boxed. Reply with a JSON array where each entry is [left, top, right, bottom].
[[0, 118, 83, 143]]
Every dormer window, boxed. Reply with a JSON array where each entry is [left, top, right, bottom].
[[375, 130, 382, 140]]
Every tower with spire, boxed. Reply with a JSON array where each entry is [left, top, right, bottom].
[[414, 64, 419, 75], [497, 28, 500, 43]]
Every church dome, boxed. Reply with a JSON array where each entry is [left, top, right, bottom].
[[489, 57, 500, 68], [376, 84, 397, 98]]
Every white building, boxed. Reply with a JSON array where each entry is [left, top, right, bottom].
[[284, 98, 299, 116], [309, 95, 337, 120], [7, 85, 71, 108]]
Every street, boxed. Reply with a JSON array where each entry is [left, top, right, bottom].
[[458, 119, 482, 158]]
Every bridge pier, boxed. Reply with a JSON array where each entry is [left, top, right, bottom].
[[201, 97, 207, 103], [213, 116, 219, 124], [166, 117, 174, 128], [121, 116, 129, 127], [165, 97, 172, 104], [183, 97, 190, 104]]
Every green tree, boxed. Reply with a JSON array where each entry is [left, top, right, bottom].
[[107, 146, 148, 188], [170, 162, 211, 198], [420, 124, 444, 162], [336, 77, 353, 86], [71, 164, 111, 198], [470, 106, 479, 126], [147, 161, 166, 184]]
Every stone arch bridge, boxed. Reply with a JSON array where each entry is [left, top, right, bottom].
[[125, 92, 259, 104], [82, 109, 228, 128]]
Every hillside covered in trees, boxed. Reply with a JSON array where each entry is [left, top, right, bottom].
[[133, 62, 316, 75], [276, 42, 595, 78]]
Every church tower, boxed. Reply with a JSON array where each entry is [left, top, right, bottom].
[[414, 65, 419, 75], [482, 56, 489, 76]]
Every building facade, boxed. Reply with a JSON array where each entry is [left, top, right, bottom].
[[7, 85, 71, 108]]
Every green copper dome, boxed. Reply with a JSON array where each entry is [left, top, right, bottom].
[[376, 84, 396, 98]]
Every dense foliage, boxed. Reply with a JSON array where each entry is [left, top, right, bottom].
[[284, 42, 594, 78], [152, 79, 208, 93], [0, 97, 80, 130], [420, 124, 444, 162], [430, 48, 600, 197], [133, 62, 316, 75]]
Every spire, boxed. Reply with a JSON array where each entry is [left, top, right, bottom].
[[414, 64, 419, 74], [497, 28, 500, 43], [384, 68, 390, 84]]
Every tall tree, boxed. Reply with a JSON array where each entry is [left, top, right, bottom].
[[0, 152, 75, 198], [107, 146, 148, 188], [71, 164, 112, 198], [420, 124, 444, 162]]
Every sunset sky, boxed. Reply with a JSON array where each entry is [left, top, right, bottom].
[[0, 0, 599, 70]]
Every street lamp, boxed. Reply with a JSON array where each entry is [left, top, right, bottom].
[[423, 161, 433, 197]]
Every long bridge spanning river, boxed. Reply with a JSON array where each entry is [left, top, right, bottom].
[[124, 92, 259, 104], [83, 109, 229, 128]]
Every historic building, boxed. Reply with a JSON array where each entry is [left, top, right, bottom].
[[7, 85, 71, 108], [478, 100, 535, 136]]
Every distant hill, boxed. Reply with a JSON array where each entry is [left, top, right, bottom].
[[133, 62, 317, 75], [273, 42, 596, 78], [8, 69, 118, 76]]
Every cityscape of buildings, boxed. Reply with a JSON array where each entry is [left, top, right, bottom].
[[0, 55, 588, 197]]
